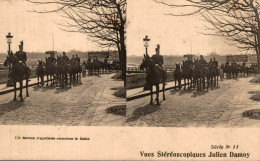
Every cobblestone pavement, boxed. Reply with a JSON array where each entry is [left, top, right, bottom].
[[127, 77, 260, 127], [0, 74, 125, 126]]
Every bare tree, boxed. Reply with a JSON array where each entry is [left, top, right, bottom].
[[27, 0, 126, 83], [155, 0, 260, 67]]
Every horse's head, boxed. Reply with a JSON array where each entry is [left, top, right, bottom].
[[175, 63, 181, 70], [4, 51, 17, 66], [140, 53, 154, 70]]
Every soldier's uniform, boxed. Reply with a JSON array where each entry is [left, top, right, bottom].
[[62, 53, 70, 63], [209, 59, 213, 67], [151, 44, 164, 67], [15, 41, 27, 64], [48, 56, 57, 63], [75, 55, 80, 63], [186, 59, 193, 67], [198, 56, 207, 67], [71, 56, 75, 62], [151, 54, 164, 67], [213, 58, 218, 67]]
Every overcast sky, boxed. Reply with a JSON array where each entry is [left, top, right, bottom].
[[0, 0, 102, 53], [126, 0, 241, 56]]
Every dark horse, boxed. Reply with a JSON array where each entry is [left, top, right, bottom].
[[45, 58, 56, 86], [182, 61, 193, 90], [4, 53, 30, 102], [140, 53, 167, 105], [36, 60, 45, 86], [174, 63, 182, 90]]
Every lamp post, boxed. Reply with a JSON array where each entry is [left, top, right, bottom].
[[143, 35, 150, 55], [6, 32, 13, 54], [6, 32, 13, 87], [143, 35, 150, 91]]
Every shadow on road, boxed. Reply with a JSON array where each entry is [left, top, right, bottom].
[[192, 90, 209, 98], [170, 88, 193, 96], [33, 86, 54, 92], [248, 91, 260, 102], [0, 100, 25, 117], [72, 82, 83, 87], [127, 104, 160, 123], [209, 86, 220, 91], [54, 87, 72, 94]]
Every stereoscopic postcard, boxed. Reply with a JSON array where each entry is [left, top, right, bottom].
[[0, 0, 259, 160]]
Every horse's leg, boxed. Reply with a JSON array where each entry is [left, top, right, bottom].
[[51, 75, 53, 87], [174, 77, 177, 90], [187, 79, 190, 89], [62, 75, 64, 88], [150, 85, 153, 105], [13, 82, 17, 101], [47, 75, 49, 86], [26, 79, 29, 97], [20, 81, 24, 102], [42, 75, 44, 86], [183, 78, 186, 90], [163, 83, 166, 101], [37, 76, 39, 86], [156, 85, 160, 105], [70, 74, 72, 87]]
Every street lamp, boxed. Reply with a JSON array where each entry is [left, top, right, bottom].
[[143, 35, 150, 55], [6, 32, 13, 54], [6, 32, 13, 87], [143, 35, 150, 91]]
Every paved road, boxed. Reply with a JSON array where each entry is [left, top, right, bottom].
[[0, 74, 125, 126], [127, 76, 260, 127]]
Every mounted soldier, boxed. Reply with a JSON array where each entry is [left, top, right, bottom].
[[198, 55, 207, 67], [75, 54, 80, 64], [87, 56, 92, 63], [209, 58, 213, 66], [186, 57, 193, 67], [61, 52, 70, 64], [104, 55, 109, 64], [48, 53, 56, 64], [151, 44, 163, 69], [213, 57, 218, 67], [71, 55, 75, 62], [15, 41, 27, 64]]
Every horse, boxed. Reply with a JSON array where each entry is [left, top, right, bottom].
[[219, 64, 225, 81], [36, 60, 45, 86], [182, 61, 193, 90], [231, 64, 238, 79], [70, 59, 81, 83], [56, 57, 67, 88], [81, 61, 87, 77], [4, 53, 30, 102], [174, 63, 182, 90], [45, 58, 56, 86], [208, 64, 218, 86], [140, 53, 167, 105], [93, 60, 100, 75], [193, 61, 202, 90], [85, 61, 94, 75]]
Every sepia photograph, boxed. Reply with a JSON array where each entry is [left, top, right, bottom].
[[0, 0, 260, 160], [0, 0, 126, 126], [126, 0, 260, 127]]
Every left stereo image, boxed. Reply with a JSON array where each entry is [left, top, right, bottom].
[[0, 0, 126, 126]]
